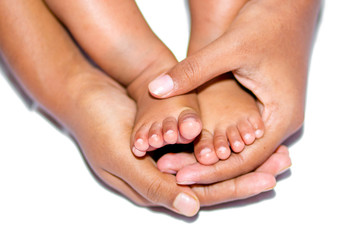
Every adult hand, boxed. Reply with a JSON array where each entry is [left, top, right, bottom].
[[69, 74, 291, 214], [0, 0, 291, 217], [149, 0, 321, 184]]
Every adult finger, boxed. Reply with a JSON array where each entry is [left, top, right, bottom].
[[106, 152, 201, 217], [78, 111, 201, 217], [255, 145, 292, 176], [97, 169, 152, 207], [148, 33, 241, 98], [175, 125, 288, 184], [157, 152, 197, 174], [191, 145, 291, 206], [192, 172, 276, 206], [158, 145, 291, 180]]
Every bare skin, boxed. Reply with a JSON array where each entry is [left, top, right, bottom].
[[45, 0, 202, 157], [186, 0, 264, 165], [150, 0, 321, 184], [0, 0, 292, 216], [194, 77, 264, 163]]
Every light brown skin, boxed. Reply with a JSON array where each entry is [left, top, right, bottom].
[[45, 0, 203, 157], [45, 0, 264, 165], [151, 0, 321, 184], [0, 0, 291, 216], [188, 0, 265, 165]]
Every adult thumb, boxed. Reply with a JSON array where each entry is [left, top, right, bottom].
[[125, 156, 200, 217], [141, 169, 200, 217], [148, 35, 238, 98]]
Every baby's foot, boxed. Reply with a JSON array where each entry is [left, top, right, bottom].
[[194, 74, 264, 165], [128, 69, 202, 157]]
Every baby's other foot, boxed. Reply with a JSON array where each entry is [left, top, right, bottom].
[[194, 74, 264, 165], [131, 92, 202, 157]]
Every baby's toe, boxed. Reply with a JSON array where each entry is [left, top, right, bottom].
[[226, 125, 245, 153], [132, 146, 147, 157], [133, 124, 150, 151], [148, 122, 164, 148], [213, 129, 231, 160], [178, 108, 202, 141], [237, 120, 256, 145], [248, 115, 265, 139], [162, 117, 178, 144], [194, 129, 218, 165]]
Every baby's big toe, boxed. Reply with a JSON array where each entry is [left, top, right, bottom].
[[178, 109, 202, 141]]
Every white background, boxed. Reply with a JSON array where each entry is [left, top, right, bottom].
[[1, 1, 359, 239]]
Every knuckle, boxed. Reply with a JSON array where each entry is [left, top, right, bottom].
[[201, 186, 212, 202], [196, 185, 215, 207], [231, 178, 240, 199], [145, 178, 164, 204], [178, 57, 201, 87], [233, 153, 255, 174]]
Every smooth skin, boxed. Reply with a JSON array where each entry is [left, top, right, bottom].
[[151, 0, 321, 184], [188, 0, 265, 164], [45, 0, 202, 157], [0, 0, 291, 216]]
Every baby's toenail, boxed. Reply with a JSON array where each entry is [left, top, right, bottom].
[[255, 129, 264, 138], [217, 146, 227, 153], [234, 141, 242, 147], [181, 117, 198, 128], [244, 134, 252, 141], [132, 146, 145, 157], [135, 138, 145, 148], [182, 116, 195, 122], [150, 134, 159, 140], [199, 148, 212, 157], [166, 130, 175, 135]]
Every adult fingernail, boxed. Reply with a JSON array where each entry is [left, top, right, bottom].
[[160, 169, 177, 174], [199, 148, 212, 157], [173, 193, 199, 217], [148, 74, 174, 97], [176, 180, 196, 185], [217, 146, 227, 154], [263, 183, 276, 192], [276, 165, 291, 176]]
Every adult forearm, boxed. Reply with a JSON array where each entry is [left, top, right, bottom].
[[0, 0, 94, 127]]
